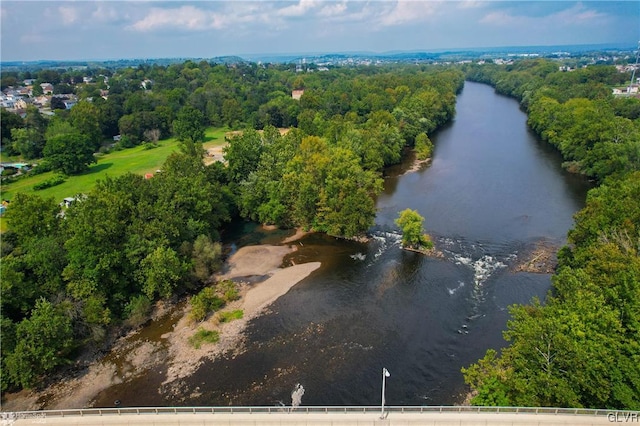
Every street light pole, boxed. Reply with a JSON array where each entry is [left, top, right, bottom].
[[380, 367, 390, 419]]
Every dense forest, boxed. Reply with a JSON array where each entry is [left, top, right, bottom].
[[461, 60, 640, 409], [0, 63, 464, 391]]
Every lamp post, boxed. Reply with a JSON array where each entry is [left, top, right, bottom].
[[380, 367, 390, 419]]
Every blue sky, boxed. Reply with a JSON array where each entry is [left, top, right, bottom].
[[1, 1, 638, 61]]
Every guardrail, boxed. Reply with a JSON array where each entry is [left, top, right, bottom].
[[2, 405, 637, 420]]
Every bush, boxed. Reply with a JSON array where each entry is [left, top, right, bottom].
[[190, 287, 225, 322], [1, 167, 18, 177], [30, 162, 53, 175], [33, 175, 66, 191], [188, 328, 219, 349], [143, 142, 158, 150], [217, 309, 243, 323], [219, 279, 239, 302]]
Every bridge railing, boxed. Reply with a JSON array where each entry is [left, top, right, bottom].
[[1, 405, 636, 420]]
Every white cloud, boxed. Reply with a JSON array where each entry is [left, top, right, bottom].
[[59, 6, 78, 25], [127, 3, 278, 32], [276, 0, 319, 17], [319, 2, 348, 18], [378, 0, 440, 27], [128, 5, 211, 32]]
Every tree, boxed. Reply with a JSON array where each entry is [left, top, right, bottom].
[[0, 110, 24, 154], [4, 298, 73, 388], [191, 235, 222, 282], [173, 105, 206, 143], [139, 246, 185, 299], [414, 133, 433, 160], [4, 193, 60, 244], [10, 127, 45, 160], [395, 209, 433, 249], [223, 129, 264, 183], [69, 101, 102, 149], [43, 132, 96, 175], [316, 147, 382, 237]]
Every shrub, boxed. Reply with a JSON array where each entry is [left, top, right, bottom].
[[219, 279, 239, 302], [30, 163, 53, 175], [190, 287, 225, 322], [33, 175, 66, 191], [217, 309, 243, 323], [188, 328, 219, 349], [1, 167, 18, 177]]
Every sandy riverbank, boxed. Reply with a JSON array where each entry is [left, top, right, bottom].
[[163, 249, 320, 386], [402, 156, 432, 175], [1, 237, 320, 412]]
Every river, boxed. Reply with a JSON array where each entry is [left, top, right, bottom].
[[95, 81, 591, 407]]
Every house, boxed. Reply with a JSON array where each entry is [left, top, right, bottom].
[[40, 83, 54, 94], [292, 89, 305, 100], [14, 98, 30, 110], [0, 94, 16, 109], [63, 100, 77, 109], [23, 79, 36, 85], [83, 76, 93, 84], [33, 95, 50, 107]]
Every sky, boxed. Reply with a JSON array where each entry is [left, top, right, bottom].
[[1, 1, 638, 62]]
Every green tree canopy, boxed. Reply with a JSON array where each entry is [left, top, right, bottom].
[[395, 208, 433, 249], [173, 105, 206, 143], [43, 131, 96, 175], [4, 298, 73, 389]]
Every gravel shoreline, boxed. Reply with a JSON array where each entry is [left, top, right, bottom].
[[1, 235, 320, 412]]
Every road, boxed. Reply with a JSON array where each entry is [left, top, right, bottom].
[[3, 408, 634, 426]]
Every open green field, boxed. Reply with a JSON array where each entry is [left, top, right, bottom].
[[0, 127, 229, 204]]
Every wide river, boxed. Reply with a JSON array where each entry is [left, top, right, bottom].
[[99, 81, 592, 407]]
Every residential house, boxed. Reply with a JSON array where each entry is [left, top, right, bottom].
[[0, 93, 16, 109], [14, 98, 30, 110], [33, 95, 50, 107], [292, 89, 305, 100], [40, 83, 54, 94]]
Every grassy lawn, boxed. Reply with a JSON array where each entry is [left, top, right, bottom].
[[0, 127, 230, 204]]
